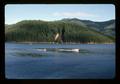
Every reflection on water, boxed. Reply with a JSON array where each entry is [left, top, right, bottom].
[[14, 52, 47, 57], [5, 43, 115, 79]]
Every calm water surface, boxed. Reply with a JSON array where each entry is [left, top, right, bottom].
[[5, 43, 115, 79]]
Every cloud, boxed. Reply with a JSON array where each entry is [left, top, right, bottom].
[[53, 12, 98, 18]]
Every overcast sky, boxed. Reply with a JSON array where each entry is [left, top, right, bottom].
[[5, 4, 115, 24]]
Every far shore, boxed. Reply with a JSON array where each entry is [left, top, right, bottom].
[[5, 41, 115, 44]]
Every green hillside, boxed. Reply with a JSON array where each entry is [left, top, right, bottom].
[[5, 20, 115, 43], [61, 18, 115, 37]]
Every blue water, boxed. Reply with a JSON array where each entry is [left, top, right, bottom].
[[5, 43, 115, 79]]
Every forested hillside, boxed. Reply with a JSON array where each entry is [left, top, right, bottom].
[[5, 19, 115, 43], [61, 18, 115, 37]]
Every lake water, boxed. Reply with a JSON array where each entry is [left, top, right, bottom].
[[5, 43, 115, 79]]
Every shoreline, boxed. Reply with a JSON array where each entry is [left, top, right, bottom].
[[5, 41, 115, 44]]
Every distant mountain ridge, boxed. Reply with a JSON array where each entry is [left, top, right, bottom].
[[5, 18, 115, 43]]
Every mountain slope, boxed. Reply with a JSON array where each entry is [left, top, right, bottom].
[[5, 20, 115, 43], [61, 18, 115, 37]]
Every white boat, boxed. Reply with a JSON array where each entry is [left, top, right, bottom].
[[36, 48, 79, 52], [36, 49, 46, 51], [58, 49, 79, 52]]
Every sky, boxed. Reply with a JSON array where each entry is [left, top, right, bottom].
[[5, 4, 115, 24]]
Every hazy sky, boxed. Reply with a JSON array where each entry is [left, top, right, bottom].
[[5, 4, 115, 24]]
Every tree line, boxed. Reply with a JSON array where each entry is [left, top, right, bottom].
[[5, 20, 114, 43]]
